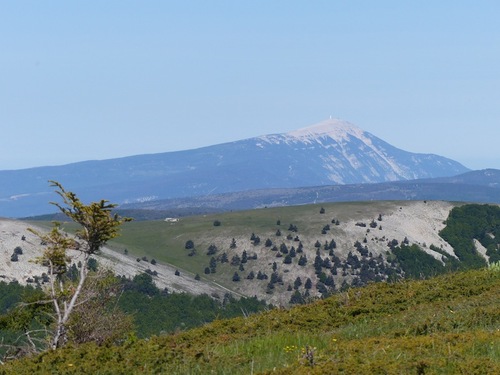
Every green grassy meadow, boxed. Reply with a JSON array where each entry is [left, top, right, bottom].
[[104, 201, 408, 275]]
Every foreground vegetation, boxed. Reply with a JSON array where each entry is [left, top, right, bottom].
[[2, 266, 499, 374], [0, 271, 269, 359]]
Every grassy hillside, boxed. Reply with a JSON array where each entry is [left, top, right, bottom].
[[24, 201, 500, 307], [103, 201, 459, 305], [29, 200, 500, 306], [2, 267, 499, 374]]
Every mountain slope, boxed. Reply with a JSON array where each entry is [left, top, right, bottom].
[[5, 201, 500, 306], [0, 119, 468, 217], [260, 119, 466, 184], [0, 219, 229, 297], [3, 267, 499, 374], [107, 200, 483, 306]]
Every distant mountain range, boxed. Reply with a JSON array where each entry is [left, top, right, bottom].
[[0, 119, 479, 218], [118, 169, 500, 219]]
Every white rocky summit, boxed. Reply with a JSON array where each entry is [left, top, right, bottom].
[[287, 118, 367, 143]]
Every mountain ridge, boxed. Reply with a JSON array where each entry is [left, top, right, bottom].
[[0, 118, 469, 217], [114, 169, 500, 218]]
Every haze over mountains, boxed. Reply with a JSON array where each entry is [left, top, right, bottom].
[[0, 118, 487, 218]]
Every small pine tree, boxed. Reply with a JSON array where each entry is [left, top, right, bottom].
[[294, 276, 302, 289], [230, 238, 237, 249], [325, 275, 335, 287], [207, 244, 218, 256], [209, 257, 217, 273], [230, 255, 241, 266], [270, 272, 279, 284], [297, 242, 304, 253], [298, 255, 307, 266], [289, 290, 305, 305], [279, 243, 289, 254]]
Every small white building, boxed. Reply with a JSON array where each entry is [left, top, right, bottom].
[[164, 218, 179, 223]]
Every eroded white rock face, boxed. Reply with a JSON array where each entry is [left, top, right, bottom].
[[473, 239, 490, 264], [0, 219, 47, 283]]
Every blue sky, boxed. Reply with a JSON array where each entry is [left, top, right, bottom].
[[1, 1, 499, 170]]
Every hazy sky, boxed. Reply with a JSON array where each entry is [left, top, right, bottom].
[[1, 1, 499, 171]]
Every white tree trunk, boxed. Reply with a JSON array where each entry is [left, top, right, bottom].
[[50, 253, 89, 350]]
